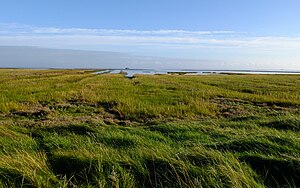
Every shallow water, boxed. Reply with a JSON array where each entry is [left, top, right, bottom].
[[95, 69, 300, 78]]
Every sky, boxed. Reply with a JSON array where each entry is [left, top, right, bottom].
[[0, 0, 300, 70]]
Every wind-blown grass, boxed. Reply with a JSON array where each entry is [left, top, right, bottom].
[[0, 69, 299, 187]]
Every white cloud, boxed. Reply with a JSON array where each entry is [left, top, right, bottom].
[[0, 23, 300, 51], [0, 23, 238, 36], [1, 24, 300, 70]]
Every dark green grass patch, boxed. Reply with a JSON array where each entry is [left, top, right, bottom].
[[240, 154, 300, 188], [259, 116, 300, 131]]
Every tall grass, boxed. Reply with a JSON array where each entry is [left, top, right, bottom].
[[0, 69, 299, 187]]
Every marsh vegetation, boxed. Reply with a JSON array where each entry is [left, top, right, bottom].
[[0, 69, 299, 187]]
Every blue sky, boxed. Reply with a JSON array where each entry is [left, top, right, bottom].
[[0, 0, 300, 70], [1, 0, 300, 34]]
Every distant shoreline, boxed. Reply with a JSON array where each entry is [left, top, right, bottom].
[[93, 69, 300, 78], [1, 67, 300, 74]]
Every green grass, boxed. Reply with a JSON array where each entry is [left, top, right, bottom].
[[0, 69, 299, 187]]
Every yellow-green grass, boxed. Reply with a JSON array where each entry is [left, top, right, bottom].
[[0, 69, 299, 187]]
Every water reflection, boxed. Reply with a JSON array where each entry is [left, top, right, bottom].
[[94, 69, 300, 78]]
